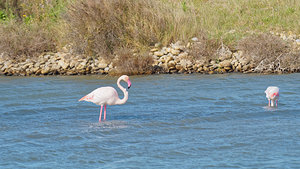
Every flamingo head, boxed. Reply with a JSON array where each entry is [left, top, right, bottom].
[[120, 75, 131, 89]]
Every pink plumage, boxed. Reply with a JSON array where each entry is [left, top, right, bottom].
[[79, 75, 132, 122], [265, 86, 279, 107]]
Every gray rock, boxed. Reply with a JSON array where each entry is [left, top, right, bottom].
[[191, 37, 199, 42]]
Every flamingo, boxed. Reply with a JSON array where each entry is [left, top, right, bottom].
[[265, 86, 279, 107], [79, 75, 132, 122]]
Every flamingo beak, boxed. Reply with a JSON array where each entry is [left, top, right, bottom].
[[127, 80, 132, 89]]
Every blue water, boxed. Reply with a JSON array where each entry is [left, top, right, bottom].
[[1, 74, 300, 168]]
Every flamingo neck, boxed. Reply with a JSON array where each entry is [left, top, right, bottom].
[[115, 77, 128, 105]]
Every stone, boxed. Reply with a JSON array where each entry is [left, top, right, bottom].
[[210, 60, 216, 65], [236, 64, 242, 72], [166, 47, 171, 53], [155, 42, 162, 48], [166, 56, 174, 63], [58, 60, 69, 69], [153, 60, 159, 66], [104, 67, 110, 72], [179, 59, 192, 68], [219, 60, 231, 67], [167, 61, 176, 68], [191, 37, 199, 42], [41, 66, 50, 75], [154, 51, 164, 57], [170, 49, 180, 55], [178, 52, 188, 58], [242, 64, 250, 71], [224, 66, 231, 70], [150, 48, 159, 52], [175, 65, 183, 70], [98, 63, 108, 69]]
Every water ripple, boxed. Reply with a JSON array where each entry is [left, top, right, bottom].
[[1, 74, 300, 168]]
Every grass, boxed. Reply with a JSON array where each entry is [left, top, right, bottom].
[[0, 0, 300, 71]]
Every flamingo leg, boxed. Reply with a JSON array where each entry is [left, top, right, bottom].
[[99, 105, 103, 122], [276, 100, 278, 107], [104, 105, 107, 121], [268, 99, 270, 107]]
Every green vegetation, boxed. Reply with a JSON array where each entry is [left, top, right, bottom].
[[0, 0, 300, 60]]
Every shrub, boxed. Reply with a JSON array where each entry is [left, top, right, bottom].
[[237, 33, 288, 65], [189, 32, 220, 62], [65, 0, 200, 58], [0, 21, 57, 60], [111, 48, 154, 75]]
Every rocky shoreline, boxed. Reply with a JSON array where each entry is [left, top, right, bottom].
[[1, 32, 300, 76]]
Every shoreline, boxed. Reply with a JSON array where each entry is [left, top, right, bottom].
[[1, 33, 300, 76]]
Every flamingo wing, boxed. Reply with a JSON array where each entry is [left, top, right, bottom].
[[79, 87, 119, 105]]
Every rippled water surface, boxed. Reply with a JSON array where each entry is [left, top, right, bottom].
[[1, 74, 300, 168]]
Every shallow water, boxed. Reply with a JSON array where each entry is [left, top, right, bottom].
[[1, 73, 300, 168]]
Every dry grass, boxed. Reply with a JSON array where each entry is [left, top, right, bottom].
[[0, 0, 300, 73], [191, 0, 300, 44], [237, 33, 288, 64], [237, 33, 300, 72], [0, 21, 57, 60], [189, 33, 221, 62], [65, 0, 201, 58], [111, 48, 154, 75]]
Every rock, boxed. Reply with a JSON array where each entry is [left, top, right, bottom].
[[170, 49, 180, 55], [61, 46, 69, 53], [166, 56, 174, 63], [208, 71, 214, 74], [191, 37, 199, 42], [236, 64, 242, 72], [242, 64, 250, 71], [212, 64, 219, 69], [41, 66, 50, 75], [154, 51, 164, 57], [219, 60, 232, 67], [104, 67, 110, 72], [150, 48, 159, 52], [175, 65, 183, 70], [155, 42, 162, 48], [178, 52, 188, 58], [153, 60, 159, 66], [98, 63, 108, 69], [179, 59, 192, 68], [186, 42, 191, 48], [203, 66, 209, 72], [58, 60, 69, 69], [224, 66, 232, 70], [171, 44, 184, 51], [240, 57, 250, 66], [166, 47, 171, 53], [69, 60, 77, 68], [167, 61, 176, 68]]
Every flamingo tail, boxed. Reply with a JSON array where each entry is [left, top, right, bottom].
[[78, 95, 87, 101], [79, 94, 94, 101]]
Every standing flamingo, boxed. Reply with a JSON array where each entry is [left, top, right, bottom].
[[79, 75, 132, 122], [265, 86, 279, 107]]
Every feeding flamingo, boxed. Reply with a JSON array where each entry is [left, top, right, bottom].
[[79, 75, 132, 122], [265, 86, 279, 107]]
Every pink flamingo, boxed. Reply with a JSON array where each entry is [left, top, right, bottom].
[[265, 86, 279, 107], [79, 75, 132, 122]]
